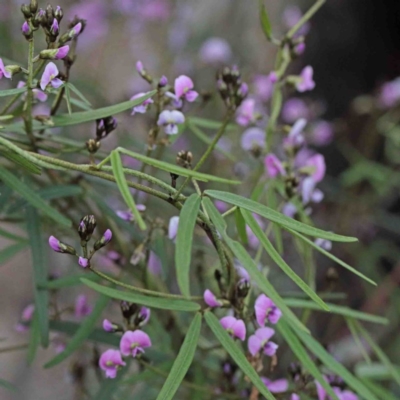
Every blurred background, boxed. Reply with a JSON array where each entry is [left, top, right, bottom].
[[1, 0, 400, 398]]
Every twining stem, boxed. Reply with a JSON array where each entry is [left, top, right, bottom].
[[174, 110, 234, 199], [23, 36, 36, 149]]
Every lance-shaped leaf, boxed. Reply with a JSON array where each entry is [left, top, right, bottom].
[[156, 313, 202, 400], [235, 208, 248, 245], [0, 86, 26, 97], [259, 0, 272, 40], [205, 190, 357, 242], [110, 150, 146, 230], [204, 311, 275, 400], [175, 194, 201, 297]]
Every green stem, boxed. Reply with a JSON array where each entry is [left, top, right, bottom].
[[23, 37, 36, 149]]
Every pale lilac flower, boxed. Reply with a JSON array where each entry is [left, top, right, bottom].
[[253, 74, 274, 102], [55, 45, 69, 60], [15, 304, 35, 332], [282, 202, 297, 218], [157, 110, 185, 135], [17, 81, 47, 102], [50, 18, 59, 35], [282, 98, 309, 123], [301, 177, 324, 204], [315, 238, 332, 251], [168, 216, 179, 241], [296, 66, 315, 92], [264, 154, 285, 178], [159, 75, 168, 87], [379, 77, 400, 108], [204, 289, 222, 308], [0, 58, 11, 79], [75, 294, 92, 318], [305, 154, 326, 182], [148, 251, 162, 275], [78, 257, 89, 268], [40, 62, 63, 91], [48, 235, 62, 252], [295, 42, 306, 55], [130, 92, 154, 115], [284, 118, 306, 150], [136, 60, 144, 75], [236, 99, 257, 126], [70, 22, 82, 38], [215, 200, 229, 213], [174, 75, 198, 102], [116, 205, 146, 221], [99, 349, 126, 379], [103, 319, 116, 332], [137, 307, 151, 326], [102, 229, 113, 244], [310, 120, 334, 146], [248, 327, 278, 356], [291, 395, 300, 400], [200, 37, 232, 65], [220, 316, 246, 341], [261, 378, 289, 393], [241, 127, 265, 151], [120, 330, 152, 357], [255, 294, 282, 326]]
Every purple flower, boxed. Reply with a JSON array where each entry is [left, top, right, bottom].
[[136, 61, 144, 74], [295, 42, 306, 55], [157, 110, 185, 135], [174, 75, 198, 102], [236, 99, 257, 126], [48, 235, 62, 252], [78, 257, 89, 268], [269, 71, 278, 83], [168, 216, 179, 240], [310, 120, 334, 146], [199, 37, 232, 65], [148, 251, 162, 275], [75, 294, 92, 318], [50, 18, 59, 35], [316, 381, 358, 400], [253, 74, 274, 102], [379, 78, 400, 108], [261, 378, 289, 394], [305, 154, 326, 182], [22, 21, 30, 35], [248, 327, 278, 356], [241, 127, 265, 151], [264, 154, 285, 178], [130, 92, 154, 115], [120, 330, 152, 357], [255, 294, 282, 326], [70, 22, 82, 38], [315, 238, 332, 251], [300, 177, 324, 204], [220, 316, 246, 341], [116, 205, 146, 221], [103, 319, 116, 332], [215, 200, 229, 213], [282, 98, 309, 123], [55, 45, 69, 60], [291, 395, 300, 400], [99, 349, 126, 379], [204, 289, 222, 308], [17, 81, 47, 102], [40, 62, 63, 91], [159, 75, 168, 86], [0, 58, 11, 79], [284, 118, 306, 150], [296, 66, 315, 92], [137, 307, 151, 326], [102, 229, 113, 244], [16, 303, 35, 332]]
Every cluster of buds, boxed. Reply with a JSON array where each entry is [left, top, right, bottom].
[[216, 66, 248, 109], [48, 215, 112, 269], [117, 301, 151, 329], [86, 116, 118, 154], [176, 150, 193, 169]]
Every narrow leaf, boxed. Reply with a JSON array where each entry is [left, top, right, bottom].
[[204, 311, 275, 400], [110, 150, 146, 230], [156, 313, 202, 400], [81, 278, 201, 312], [205, 190, 357, 242], [242, 209, 329, 311], [0, 151, 41, 174], [26, 207, 49, 347], [66, 82, 92, 107], [0, 166, 71, 227], [44, 295, 109, 368], [259, 0, 272, 40], [346, 318, 372, 363], [0, 242, 28, 265], [0, 87, 26, 97], [175, 194, 201, 297], [361, 379, 399, 400], [64, 84, 72, 114], [235, 208, 248, 245], [27, 309, 40, 364], [39, 273, 101, 290]]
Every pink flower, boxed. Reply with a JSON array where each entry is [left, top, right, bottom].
[[220, 316, 246, 341], [103, 319, 116, 332], [310, 120, 334, 146], [130, 92, 154, 115], [116, 205, 146, 221], [236, 99, 257, 126], [295, 42, 306, 55], [168, 216, 179, 240], [120, 330, 152, 357], [264, 154, 285, 178], [174, 75, 198, 102], [78, 257, 89, 268], [282, 98, 309, 123], [15, 304, 35, 332], [40, 62, 63, 91], [102, 229, 113, 244], [74, 294, 92, 318], [22, 21, 30, 35], [0, 58, 11, 79], [48, 235, 62, 252], [241, 127, 265, 151], [255, 294, 282, 326], [55, 45, 69, 60], [248, 327, 278, 356], [136, 60, 145, 75], [305, 154, 326, 182], [157, 110, 185, 135], [70, 22, 82, 38], [204, 289, 222, 308], [316, 380, 358, 400], [17, 81, 48, 102], [199, 37, 232, 65], [283, 118, 306, 150], [296, 66, 315, 92], [99, 349, 126, 378], [261, 378, 289, 393], [136, 307, 151, 326], [379, 78, 400, 108], [300, 177, 324, 204]]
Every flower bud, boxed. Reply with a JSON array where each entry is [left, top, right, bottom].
[[158, 75, 168, 87], [78, 215, 97, 242], [21, 4, 32, 19], [39, 46, 69, 60], [21, 21, 33, 39], [104, 116, 117, 135], [54, 6, 63, 22], [236, 278, 250, 299], [50, 18, 59, 36], [134, 307, 150, 327], [86, 139, 101, 154], [102, 319, 119, 332], [176, 150, 193, 168], [217, 79, 229, 100], [30, 0, 38, 14], [33, 9, 46, 28], [69, 22, 82, 39], [5, 65, 22, 78], [45, 4, 54, 23], [120, 301, 138, 320], [136, 60, 153, 84], [78, 257, 89, 268], [48, 235, 77, 255], [93, 229, 112, 251]]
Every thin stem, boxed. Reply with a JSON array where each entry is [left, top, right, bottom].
[[23, 36, 36, 149]]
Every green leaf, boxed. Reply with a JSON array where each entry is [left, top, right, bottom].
[[202, 197, 309, 334], [189, 117, 236, 131], [0, 87, 26, 97], [204, 311, 275, 400], [361, 379, 399, 400], [156, 313, 202, 400], [66, 82, 92, 107], [175, 194, 201, 297], [205, 190, 357, 242], [110, 150, 146, 230], [259, 0, 272, 40], [0, 226, 26, 242], [44, 295, 109, 368], [26, 207, 49, 348], [295, 328, 379, 400], [0, 151, 41, 174], [64, 84, 72, 114], [0, 166, 71, 227], [0, 378, 16, 392], [286, 228, 376, 286], [346, 318, 372, 364], [38, 273, 101, 290], [242, 209, 329, 311], [81, 278, 201, 312], [0, 242, 28, 265], [355, 362, 400, 381], [284, 299, 388, 325], [277, 320, 339, 400], [117, 148, 240, 185], [50, 91, 156, 127], [235, 208, 248, 245], [27, 307, 40, 364]]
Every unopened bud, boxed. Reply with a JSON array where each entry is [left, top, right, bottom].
[[50, 18, 59, 36], [54, 6, 63, 22], [134, 306, 151, 327], [120, 301, 138, 320], [236, 278, 250, 298], [93, 229, 112, 251], [86, 139, 101, 154], [21, 21, 33, 39], [5, 65, 22, 78], [158, 75, 168, 87], [170, 172, 179, 189], [102, 319, 120, 332], [21, 4, 32, 19], [39, 45, 69, 60], [78, 215, 97, 242], [217, 79, 229, 99], [326, 267, 339, 285], [69, 22, 82, 39], [48, 235, 77, 255], [136, 60, 153, 84], [176, 150, 193, 168], [33, 9, 46, 27], [29, 0, 38, 14]]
